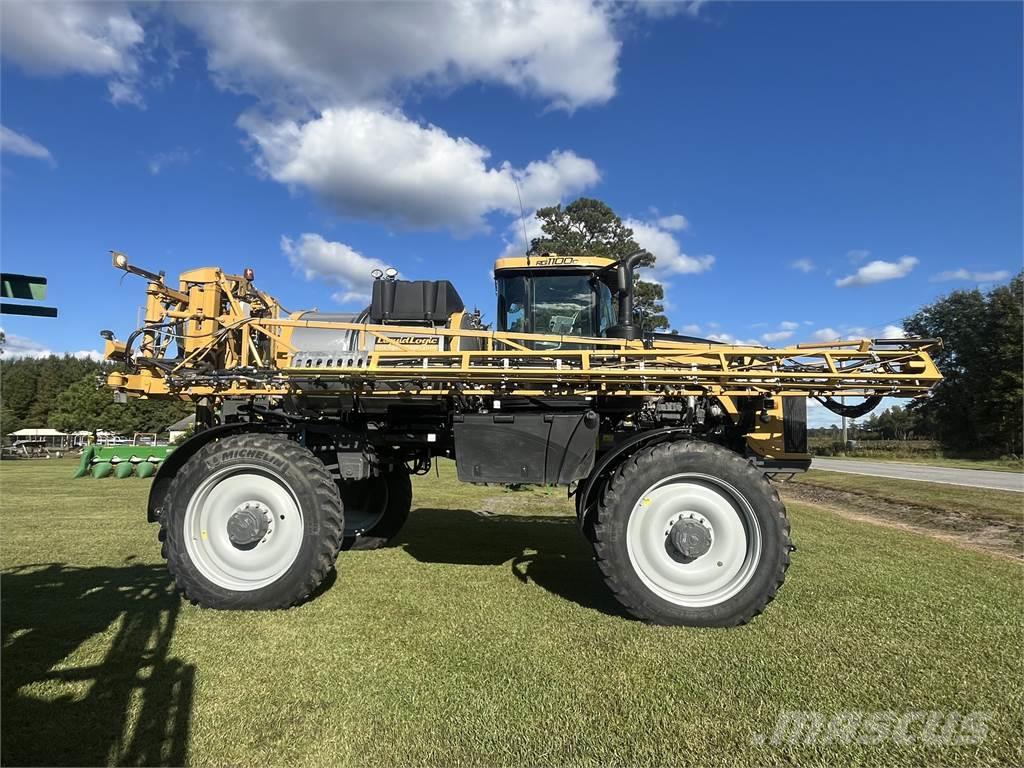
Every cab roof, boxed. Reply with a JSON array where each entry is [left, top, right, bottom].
[[493, 254, 617, 273]]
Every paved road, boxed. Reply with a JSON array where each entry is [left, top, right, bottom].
[[811, 458, 1024, 493]]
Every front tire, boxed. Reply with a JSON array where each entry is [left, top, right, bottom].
[[163, 433, 344, 610], [593, 440, 790, 627]]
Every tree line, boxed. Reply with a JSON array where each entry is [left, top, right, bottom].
[[904, 273, 1023, 457], [0, 355, 189, 437]]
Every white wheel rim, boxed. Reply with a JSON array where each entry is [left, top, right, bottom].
[[184, 464, 304, 591], [626, 473, 762, 607]]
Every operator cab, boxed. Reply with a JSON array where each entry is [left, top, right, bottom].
[[493, 254, 624, 348]]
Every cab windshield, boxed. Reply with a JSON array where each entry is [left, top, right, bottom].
[[497, 273, 616, 343]]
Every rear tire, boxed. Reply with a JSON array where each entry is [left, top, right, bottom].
[[339, 466, 412, 551], [163, 433, 344, 610], [592, 440, 790, 627]]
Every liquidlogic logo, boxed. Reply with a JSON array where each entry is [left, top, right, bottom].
[[376, 336, 438, 346]]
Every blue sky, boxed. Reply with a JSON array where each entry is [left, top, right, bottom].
[[2, 1, 1021, 423]]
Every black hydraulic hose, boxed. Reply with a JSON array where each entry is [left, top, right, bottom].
[[814, 395, 883, 418]]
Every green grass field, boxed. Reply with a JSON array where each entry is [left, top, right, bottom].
[[790, 470, 1024, 526], [2, 458, 1022, 766]]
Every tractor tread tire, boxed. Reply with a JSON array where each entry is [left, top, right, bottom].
[[343, 467, 413, 551], [162, 433, 344, 610], [592, 440, 790, 627]]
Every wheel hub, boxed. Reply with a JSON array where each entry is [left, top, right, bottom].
[[667, 515, 713, 560], [226, 501, 271, 547]]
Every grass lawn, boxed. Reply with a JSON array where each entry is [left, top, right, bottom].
[[790, 471, 1024, 526], [2, 458, 1022, 766]]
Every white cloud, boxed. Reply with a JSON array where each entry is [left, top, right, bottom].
[[759, 320, 800, 343], [0, 1, 145, 106], [3, 2, 631, 234], [624, 218, 714, 277], [177, 0, 620, 112], [0, 328, 101, 360], [1, 331, 50, 358], [655, 213, 689, 231], [811, 327, 841, 341], [790, 258, 815, 273], [835, 256, 918, 287], [503, 209, 706, 267], [108, 79, 145, 107], [931, 268, 1011, 283], [244, 108, 599, 233], [499, 212, 546, 259], [812, 324, 907, 342], [635, 0, 707, 18], [281, 233, 391, 305], [0, 125, 54, 164], [707, 332, 761, 346], [680, 323, 701, 334], [176, 2, 624, 232], [148, 147, 192, 175]]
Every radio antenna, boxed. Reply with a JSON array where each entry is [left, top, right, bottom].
[[513, 178, 529, 260]]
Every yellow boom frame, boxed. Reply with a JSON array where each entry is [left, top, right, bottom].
[[102, 255, 941, 462]]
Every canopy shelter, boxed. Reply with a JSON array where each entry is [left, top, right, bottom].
[[6, 428, 69, 449]]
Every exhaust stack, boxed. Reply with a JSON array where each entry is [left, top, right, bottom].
[[605, 251, 645, 340]]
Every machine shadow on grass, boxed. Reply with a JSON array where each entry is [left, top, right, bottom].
[[1, 563, 194, 767], [395, 508, 630, 618]]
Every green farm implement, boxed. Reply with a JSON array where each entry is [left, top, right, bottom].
[[73, 444, 175, 479]]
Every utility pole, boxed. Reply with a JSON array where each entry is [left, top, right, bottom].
[[840, 396, 847, 447]]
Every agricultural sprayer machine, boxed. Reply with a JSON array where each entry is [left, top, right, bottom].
[[98, 250, 941, 626]]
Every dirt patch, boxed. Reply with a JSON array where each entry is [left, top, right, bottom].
[[779, 482, 1023, 560]]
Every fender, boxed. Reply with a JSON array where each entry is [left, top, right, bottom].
[[576, 427, 693, 529], [146, 423, 282, 524]]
